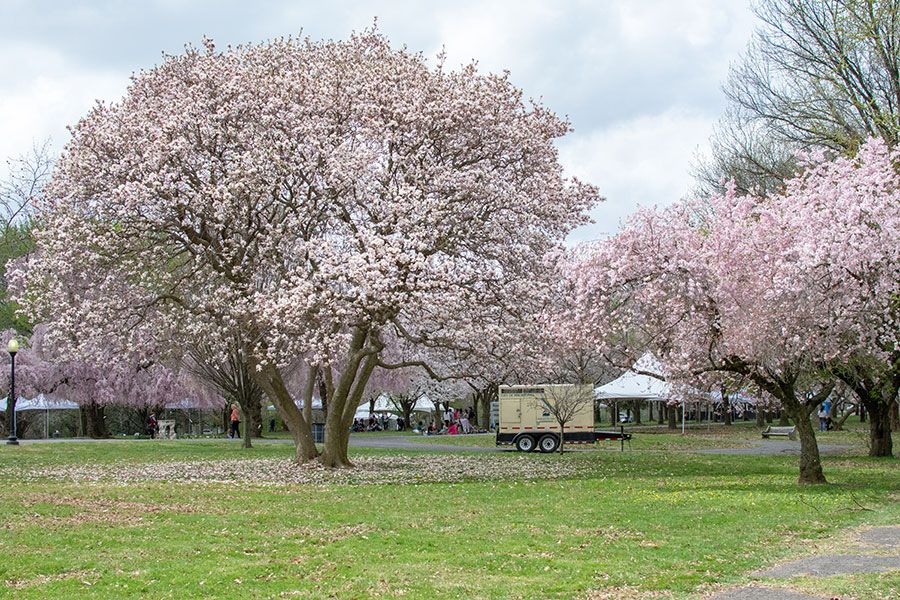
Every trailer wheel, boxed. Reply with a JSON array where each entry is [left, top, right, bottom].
[[515, 435, 536, 452], [538, 434, 559, 453]]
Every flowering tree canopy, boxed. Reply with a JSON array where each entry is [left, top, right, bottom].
[[568, 138, 899, 482], [19, 30, 597, 466]]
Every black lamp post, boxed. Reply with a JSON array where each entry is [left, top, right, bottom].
[[7, 338, 19, 445]]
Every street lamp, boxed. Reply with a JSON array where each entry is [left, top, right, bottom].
[[6, 338, 19, 445]]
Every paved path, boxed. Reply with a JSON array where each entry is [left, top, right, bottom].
[[710, 525, 900, 599], [707, 586, 823, 599], [347, 434, 501, 453], [19, 434, 855, 457], [16, 433, 505, 453], [695, 439, 851, 456]]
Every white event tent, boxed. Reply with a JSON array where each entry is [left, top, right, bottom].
[[0, 394, 81, 439], [354, 393, 436, 420], [594, 353, 670, 402], [0, 394, 80, 412]]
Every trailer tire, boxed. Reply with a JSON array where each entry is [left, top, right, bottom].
[[515, 435, 536, 452], [538, 434, 559, 453]]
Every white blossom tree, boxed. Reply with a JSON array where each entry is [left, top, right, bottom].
[[18, 30, 597, 467]]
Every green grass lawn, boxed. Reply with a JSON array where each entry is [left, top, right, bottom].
[[0, 433, 896, 599]]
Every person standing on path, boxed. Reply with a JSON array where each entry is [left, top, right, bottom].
[[229, 404, 241, 439]]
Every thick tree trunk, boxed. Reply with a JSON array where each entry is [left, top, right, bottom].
[[766, 410, 774, 424], [667, 404, 676, 430], [647, 401, 653, 423], [756, 407, 765, 427], [319, 334, 377, 469], [632, 399, 642, 424], [251, 363, 318, 462], [609, 404, 617, 425], [82, 401, 109, 439], [657, 402, 664, 424], [859, 404, 867, 423], [865, 400, 893, 457], [723, 396, 732, 426], [785, 401, 826, 484], [778, 411, 791, 426]]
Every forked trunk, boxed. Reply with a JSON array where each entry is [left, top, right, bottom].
[[319, 334, 377, 469], [250, 363, 318, 462]]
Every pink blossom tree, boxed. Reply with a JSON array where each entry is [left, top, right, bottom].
[[568, 139, 898, 482], [775, 140, 899, 456], [18, 30, 597, 467]]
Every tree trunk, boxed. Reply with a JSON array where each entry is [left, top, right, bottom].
[[251, 363, 318, 462], [647, 402, 653, 423], [248, 395, 262, 438], [632, 399, 642, 424], [558, 423, 565, 454], [785, 401, 827, 484], [667, 404, 676, 430], [657, 402, 664, 424], [756, 407, 765, 427], [241, 412, 252, 449], [778, 410, 790, 426], [82, 401, 109, 439], [766, 410, 774, 424], [723, 395, 732, 426], [319, 336, 377, 469], [859, 403, 867, 422], [865, 399, 893, 457], [891, 400, 899, 433]]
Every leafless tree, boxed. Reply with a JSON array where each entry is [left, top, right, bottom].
[[532, 385, 594, 454], [184, 343, 263, 448], [1, 140, 53, 243], [695, 0, 900, 195]]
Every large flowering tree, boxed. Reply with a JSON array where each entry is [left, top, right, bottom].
[[20, 31, 597, 467], [569, 138, 898, 483]]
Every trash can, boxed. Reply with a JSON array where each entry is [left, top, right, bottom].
[[312, 422, 325, 443]]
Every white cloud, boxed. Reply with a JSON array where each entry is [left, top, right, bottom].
[[560, 107, 715, 242], [0, 42, 127, 174], [0, 0, 758, 233]]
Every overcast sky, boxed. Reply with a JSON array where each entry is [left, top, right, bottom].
[[0, 0, 757, 240]]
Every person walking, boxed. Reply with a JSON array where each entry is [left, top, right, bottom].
[[147, 413, 158, 439], [229, 404, 241, 439]]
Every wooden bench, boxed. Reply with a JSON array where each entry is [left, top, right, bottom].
[[762, 426, 796, 440]]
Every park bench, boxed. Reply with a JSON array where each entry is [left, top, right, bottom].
[[761, 426, 796, 440]]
